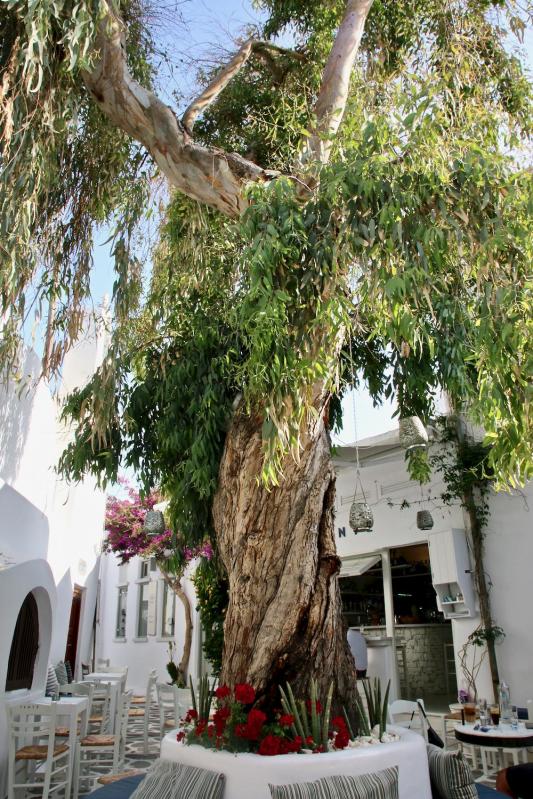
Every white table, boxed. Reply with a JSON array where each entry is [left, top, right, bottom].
[[83, 674, 123, 733], [10, 694, 88, 798], [455, 723, 533, 782]]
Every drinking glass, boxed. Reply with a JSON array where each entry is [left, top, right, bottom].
[[478, 699, 489, 726], [490, 705, 500, 726], [464, 702, 477, 724]]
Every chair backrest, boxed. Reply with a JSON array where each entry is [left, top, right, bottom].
[[89, 680, 113, 733], [145, 669, 157, 703], [156, 683, 181, 725], [175, 688, 192, 719], [60, 682, 95, 736], [388, 698, 426, 735], [7, 703, 59, 761], [118, 691, 133, 741]]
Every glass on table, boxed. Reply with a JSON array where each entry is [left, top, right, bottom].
[[478, 698, 490, 726], [464, 702, 477, 723], [490, 705, 500, 726]]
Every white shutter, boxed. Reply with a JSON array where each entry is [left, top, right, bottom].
[[147, 580, 157, 635]]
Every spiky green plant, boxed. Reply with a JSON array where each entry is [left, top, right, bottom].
[[189, 675, 215, 721], [361, 678, 391, 740], [279, 679, 334, 749]]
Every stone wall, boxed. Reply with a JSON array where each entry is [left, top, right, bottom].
[[365, 624, 455, 698]]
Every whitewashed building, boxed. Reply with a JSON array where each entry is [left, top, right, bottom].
[[0, 317, 109, 792], [334, 429, 533, 710]]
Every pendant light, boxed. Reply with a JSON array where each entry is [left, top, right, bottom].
[[143, 509, 165, 537], [416, 509, 434, 530], [348, 336, 373, 534]]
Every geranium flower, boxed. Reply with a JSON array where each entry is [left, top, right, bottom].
[[234, 683, 256, 704], [334, 729, 350, 749], [279, 714, 295, 727], [258, 734, 282, 756], [215, 684, 231, 699]]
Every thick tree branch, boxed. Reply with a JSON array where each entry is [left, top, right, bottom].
[[301, 0, 374, 169], [82, 1, 372, 217], [82, 12, 277, 217], [182, 40, 304, 133]]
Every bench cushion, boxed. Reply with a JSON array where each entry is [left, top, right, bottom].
[[269, 766, 399, 799], [427, 744, 477, 799], [130, 759, 224, 799], [87, 775, 145, 799]]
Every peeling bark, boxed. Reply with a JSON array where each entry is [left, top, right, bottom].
[[212, 409, 357, 707], [82, 14, 277, 217]]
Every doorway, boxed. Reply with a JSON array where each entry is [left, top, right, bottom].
[[340, 543, 457, 709], [65, 586, 83, 673]]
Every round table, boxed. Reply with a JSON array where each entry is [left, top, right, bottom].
[[454, 723, 533, 782]]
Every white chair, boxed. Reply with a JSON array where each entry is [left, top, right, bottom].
[[73, 691, 132, 799], [7, 702, 70, 799], [388, 699, 426, 737], [138, 670, 157, 754], [56, 682, 94, 739], [156, 683, 184, 739], [87, 681, 113, 734]]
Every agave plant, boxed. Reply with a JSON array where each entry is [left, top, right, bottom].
[[188, 674, 216, 721], [279, 679, 334, 749], [361, 678, 391, 740]]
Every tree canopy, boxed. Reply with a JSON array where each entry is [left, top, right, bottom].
[[1, 0, 532, 547]]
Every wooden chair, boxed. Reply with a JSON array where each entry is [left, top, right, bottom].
[[7, 703, 70, 799], [55, 682, 94, 738], [87, 681, 113, 734], [73, 691, 132, 799]]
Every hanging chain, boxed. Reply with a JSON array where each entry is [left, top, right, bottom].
[[348, 334, 367, 504]]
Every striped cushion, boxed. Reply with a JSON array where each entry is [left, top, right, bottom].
[[46, 664, 60, 696], [269, 766, 399, 799], [129, 758, 224, 799], [55, 661, 69, 685], [427, 744, 477, 799]]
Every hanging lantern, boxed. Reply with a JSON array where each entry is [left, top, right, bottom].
[[144, 509, 165, 537], [399, 416, 428, 452], [416, 509, 434, 530], [349, 501, 374, 533]]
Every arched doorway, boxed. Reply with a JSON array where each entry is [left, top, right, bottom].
[[6, 592, 39, 691]]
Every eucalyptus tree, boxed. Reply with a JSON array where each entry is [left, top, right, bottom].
[[1, 0, 531, 709]]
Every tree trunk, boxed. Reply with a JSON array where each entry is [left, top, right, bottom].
[[161, 570, 194, 684], [212, 408, 357, 708]]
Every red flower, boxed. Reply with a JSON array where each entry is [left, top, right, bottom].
[[207, 724, 216, 738], [215, 684, 231, 699], [331, 715, 347, 730], [234, 723, 248, 738], [287, 736, 303, 753], [258, 734, 283, 756], [305, 735, 314, 746], [279, 714, 295, 727], [234, 683, 256, 704], [306, 699, 322, 714], [334, 729, 350, 749], [195, 720, 207, 736], [214, 706, 231, 722], [185, 708, 198, 723], [176, 731, 185, 742]]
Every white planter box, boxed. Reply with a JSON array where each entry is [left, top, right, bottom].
[[160, 726, 431, 799]]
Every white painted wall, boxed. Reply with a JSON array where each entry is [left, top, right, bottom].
[[334, 430, 533, 708], [96, 552, 202, 694], [0, 317, 109, 792]]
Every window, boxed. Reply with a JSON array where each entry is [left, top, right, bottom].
[[115, 586, 127, 638], [137, 583, 149, 638], [139, 558, 156, 579], [6, 592, 39, 691], [161, 582, 175, 638]]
